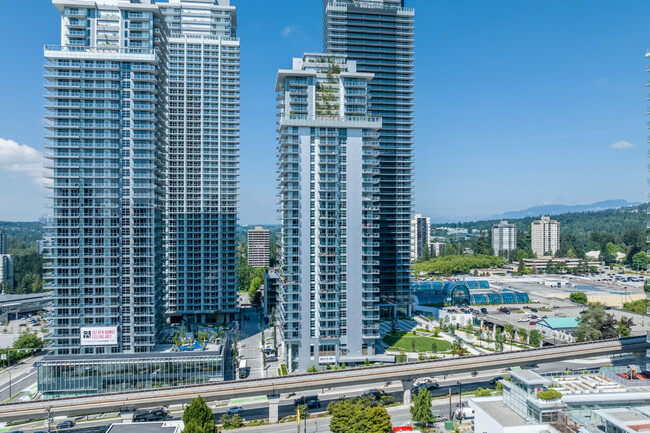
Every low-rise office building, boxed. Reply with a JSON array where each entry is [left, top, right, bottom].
[[536, 317, 579, 343], [471, 368, 650, 433], [0, 292, 51, 322], [523, 257, 582, 271], [36, 344, 226, 396]]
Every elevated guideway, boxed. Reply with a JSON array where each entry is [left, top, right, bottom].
[[0, 336, 646, 422]]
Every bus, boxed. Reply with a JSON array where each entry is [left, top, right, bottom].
[[238, 359, 248, 379]]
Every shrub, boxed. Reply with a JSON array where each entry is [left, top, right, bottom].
[[536, 389, 562, 401]]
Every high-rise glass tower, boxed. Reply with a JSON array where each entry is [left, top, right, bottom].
[[276, 54, 382, 371], [44, 0, 168, 354], [159, 0, 240, 324], [323, 0, 415, 318]]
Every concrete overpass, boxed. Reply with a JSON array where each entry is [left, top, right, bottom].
[[0, 336, 646, 422]]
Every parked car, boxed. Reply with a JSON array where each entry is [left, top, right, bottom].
[[226, 406, 244, 415], [529, 321, 537, 325], [266, 355, 278, 362], [518, 317, 528, 322], [531, 308, 538, 312], [480, 308, 488, 314], [57, 421, 75, 429]]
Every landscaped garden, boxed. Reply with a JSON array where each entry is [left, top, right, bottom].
[[382, 332, 451, 353]]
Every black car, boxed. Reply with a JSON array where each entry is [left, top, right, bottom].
[[489, 376, 503, 385], [480, 308, 488, 314], [361, 389, 386, 400], [531, 308, 538, 312], [306, 399, 321, 409], [57, 421, 75, 429], [294, 395, 319, 406]]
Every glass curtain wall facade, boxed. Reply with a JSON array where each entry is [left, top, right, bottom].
[[323, 0, 415, 318], [37, 349, 224, 395], [44, 0, 168, 354], [159, 0, 240, 324], [276, 54, 381, 371]]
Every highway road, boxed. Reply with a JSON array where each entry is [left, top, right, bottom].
[[0, 354, 43, 402], [11, 354, 637, 433]]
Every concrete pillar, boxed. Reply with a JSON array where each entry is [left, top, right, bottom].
[[633, 351, 646, 367], [402, 379, 414, 405], [268, 394, 280, 423]]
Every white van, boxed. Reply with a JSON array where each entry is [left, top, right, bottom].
[[454, 407, 474, 420]]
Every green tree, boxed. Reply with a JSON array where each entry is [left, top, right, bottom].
[[517, 327, 527, 343], [529, 330, 542, 347], [184, 396, 217, 433], [623, 299, 650, 314], [505, 324, 514, 339], [12, 331, 43, 350], [517, 259, 531, 275], [495, 333, 505, 352], [420, 243, 430, 262], [576, 302, 608, 342], [632, 251, 648, 271], [616, 316, 632, 337], [474, 387, 492, 397], [410, 388, 434, 426], [329, 398, 392, 433], [329, 399, 357, 433], [569, 292, 588, 304]]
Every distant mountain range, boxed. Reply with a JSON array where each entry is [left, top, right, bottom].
[[488, 199, 639, 221]]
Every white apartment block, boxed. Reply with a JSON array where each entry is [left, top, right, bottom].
[[491, 220, 517, 256], [160, 0, 240, 324], [45, 0, 168, 354], [429, 241, 446, 257], [276, 53, 384, 371], [247, 226, 270, 268], [531, 216, 560, 257], [410, 214, 430, 261], [0, 255, 14, 291]]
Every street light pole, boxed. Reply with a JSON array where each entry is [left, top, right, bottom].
[[458, 381, 462, 409], [47, 405, 52, 433]]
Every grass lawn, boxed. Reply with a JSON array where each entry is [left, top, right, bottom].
[[382, 333, 451, 353]]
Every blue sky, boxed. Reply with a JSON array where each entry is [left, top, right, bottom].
[[0, 0, 647, 223]]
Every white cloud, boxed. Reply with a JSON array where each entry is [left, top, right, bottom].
[[0, 138, 44, 185], [609, 140, 635, 150], [282, 24, 301, 37]]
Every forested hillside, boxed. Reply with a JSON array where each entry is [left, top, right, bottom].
[[0, 222, 44, 294], [430, 204, 646, 265]]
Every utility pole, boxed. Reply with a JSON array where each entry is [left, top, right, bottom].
[[46, 405, 52, 433], [448, 387, 452, 420]]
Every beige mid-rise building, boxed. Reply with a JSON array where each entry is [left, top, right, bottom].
[[247, 227, 270, 268], [531, 216, 560, 257]]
